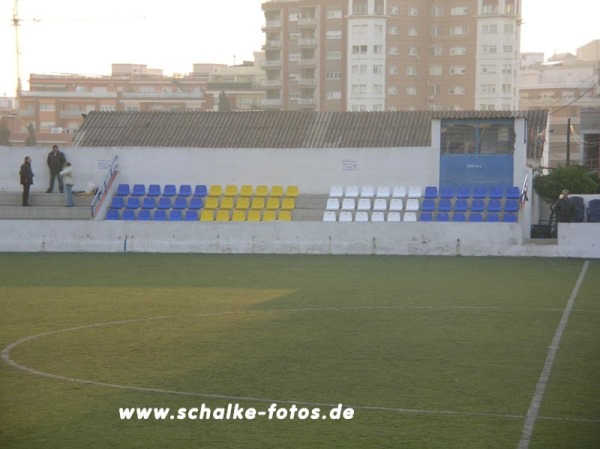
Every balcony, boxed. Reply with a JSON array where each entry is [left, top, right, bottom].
[[299, 59, 317, 67], [298, 18, 317, 28], [298, 78, 317, 87], [261, 98, 282, 108], [263, 40, 282, 50], [298, 38, 317, 48], [262, 20, 282, 31], [121, 92, 204, 99], [261, 60, 282, 69], [20, 91, 118, 99], [261, 80, 282, 89], [298, 98, 317, 107]]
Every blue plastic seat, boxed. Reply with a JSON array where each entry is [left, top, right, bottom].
[[421, 199, 436, 212], [116, 184, 130, 196], [137, 210, 152, 220], [147, 184, 161, 197], [470, 199, 485, 212], [504, 199, 520, 213], [424, 186, 438, 199], [570, 196, 585, 222], [506, 186, 520, 200], [142, 197, 157, 209], [489, 186, 504, 199], [437, 198, 452, 212], [131, 184, 146, 196], [436, 212, 450, 222], [169, 210, 183, 221], [486, 213, 500, 222], [157, 197, 172, 209], [452, 212, 466, 222], [184, 210, 199, 221], [420, 212, 433, 221], [125, 197, 140, 209], [587, 199, 600, 222], [106, 209, 120, 220], [440, 185, 454, 199], [469, 212, 483, 222], [173, 197, 188, 209], [110, 196, 125, 209], [454, 199, 468, 212], [122, 209, 136, 220], [189, 197, 204, 210], [503, 213, 518, 222], [456, 186, 471, 199], [163, 184, 177, 197], [487, 199, 502, 213], [153, 210, 167, 221], [194, 185, 208, 197], [472, 186, 487, 199], [178, 184, 192, 197]]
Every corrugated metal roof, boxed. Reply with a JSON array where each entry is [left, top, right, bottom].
[[72, 110, 549, 148]]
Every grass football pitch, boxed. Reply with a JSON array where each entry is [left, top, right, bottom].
[[0, 253, 598, 449]]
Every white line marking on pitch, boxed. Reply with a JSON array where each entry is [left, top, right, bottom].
[[517, 261, 591, 449], [2, 304, 598, 425]]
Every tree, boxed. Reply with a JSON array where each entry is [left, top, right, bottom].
[[0, 123, 10, 146], [218, 91, 231, 112], [24, 123, 37, 146], [533, 165, 600, 202]]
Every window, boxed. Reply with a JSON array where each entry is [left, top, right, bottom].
[[482, 24, 497, 34], [449, 46, 466, 56], [352, 64, 367, 74], [326, 71, 342, 79], [502, 64, 512, 74], [373, 64, 384, 75], [388, 66, 399, 75], [449, 25, 467, 35], [352, 24, 368, 34], [429, 65, 442, 76], [408, 27, 418, 36], [40, 103, 56, 111], [440, 119, 515, 155], [373, 104, 384, 112], [503, 45, 513, 53], [481, 84, 496, 94], [482, 4, 498, 14], [502, 84, 512, 94], [406, 86, 417, 95], [390, 5, 400, 15], [504, 23, 514, 33], [388, 85, 398, 95], [430, 44, 443, 56], [388, 46, 399, 55], [326, 30, 342, 39], [432, 5, 444, 16], [352, 84, 367, 94], [429, 84, 441, 95], [352, 45, 368, 54], [482, 45, 497, 54], [406, 66, 417, 76], [449, 65, 466, 75], [481, 64, 496, 74], [431, 25, 442, 36], [451, 6, 468, 15], [408, 7, 418, 16], [100, 105, 116, 112], [373, 45, 384, 55], [326, 91, 342, 99], [389, 26, 399, 35], [326, 51, 342, 59], [289, 53, 301, 62], [289, 92, 300, 100], [353, 0, 368, 15], [326, 9, 343, 19], [374, 24, 384, 35], [373, 84, 383, 94], [449, 86, 466, 95], [408, 46, 418, 56]]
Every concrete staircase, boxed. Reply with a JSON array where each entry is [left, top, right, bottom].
[[0, 192, 93, 220], [291, 195, 328, 221]]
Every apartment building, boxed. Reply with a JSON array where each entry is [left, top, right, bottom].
[[261, 0, 521, 112]]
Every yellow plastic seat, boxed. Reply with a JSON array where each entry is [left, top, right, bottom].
[[204, 197, 219, 210], [235, 197, 250, 210], [266, 197, 280, 210], [220, 197, 234, 209], [263, 210, 276, 222], [285, 185, 299, 198], [232, 210, 246, 222], [251, 197, 265, 210], [270, 185, 284, 197], [254, 185, 268, 197], [216, 210, 230, 222], [281, 197, 295, 210], [247, 210, 261, 222], [239, 185, 254, 197], [278, 210, 292, 221], [200, 210, 214, 222], [208, 185, 223, 197], [224, 185, 238, 197]]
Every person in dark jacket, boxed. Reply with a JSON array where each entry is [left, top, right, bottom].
[[46, 144, 66, 193], [553, 189, 576, 223], [20, 156, 34, 206]]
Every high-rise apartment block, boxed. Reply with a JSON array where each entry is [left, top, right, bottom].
[[261, 0, 521, 111]]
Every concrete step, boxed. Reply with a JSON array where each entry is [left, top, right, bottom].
[[0, 192, 94, 207], [0, 192, 93, 220]]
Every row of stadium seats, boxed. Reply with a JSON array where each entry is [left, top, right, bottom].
[[325, 197, 520, 213], [116, 183, 299, 199], [323, 211, 518, 222], [106, 209, 292, 222], [329, 185, 521, 200], [109, 195, 296, 211]]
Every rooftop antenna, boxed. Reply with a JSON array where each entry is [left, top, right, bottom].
[[12, 0, 22, 95]]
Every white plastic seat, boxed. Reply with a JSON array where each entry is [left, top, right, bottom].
[[357, 198, 372, 210], [392, 186, 407, 198], [371, 211, 385, 222], [403, 211, 418, 221], [405, 198, 420, 211], [408, 186, 422, 198], [389, 198, 404, 211], [360, 185, 375, 197], [326, 198, 340, 210], [339, 211, 353, 222], [376, 186, 391, 197], [355, 211, 369, 222], [345, 186, 359, 197], [341, 198, 356, 210], [329, 185, 343, 197], [373, 198, 388, 211], [387, 211, 402, 222], [322, 211, 337, 222]]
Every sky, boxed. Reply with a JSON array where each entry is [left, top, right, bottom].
[[1, 0, 599, 97]]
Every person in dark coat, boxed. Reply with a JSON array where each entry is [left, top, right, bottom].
[[46, 144, 66, 193], [20, 156, 34, 206], [553, 189, 576, 223]]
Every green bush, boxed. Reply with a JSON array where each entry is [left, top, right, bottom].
[[533, 165, 600, 202]]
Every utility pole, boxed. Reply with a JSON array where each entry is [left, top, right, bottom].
[[12, 0, 22, 95], [566, 118, 571, 166]]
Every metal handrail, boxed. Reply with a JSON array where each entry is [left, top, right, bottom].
[[90, 155, 119, 219]]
